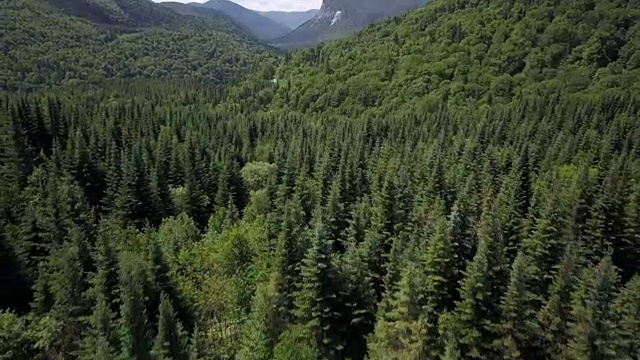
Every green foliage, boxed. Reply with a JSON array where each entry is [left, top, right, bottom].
[[118, 252, 151, 360], [565, 256, 619, 360], [274, 0, 640, 114], [1, 0, 276, 90], [368, 261, 426, 360], [152, 293, 188, 360], [613, 275, 640, 359], [1, 1, 639, 359], [0, 310, 33, 359], [272, 326, 319, 360]]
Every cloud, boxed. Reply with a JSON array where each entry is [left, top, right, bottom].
[[153, 0, 321, 12]]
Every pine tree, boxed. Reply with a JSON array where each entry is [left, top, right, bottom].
[[181, 144, 209, 229], [31, 263, 54, 315], [449, 197, 507, 359], [237, 271, 284, 360], [169, 136, 184, 188], [80, 294, 116, 360], [338, 240, 377, 360], [500, 252, 543, 359], [447, 201, 475, 295], [538, 246, 582, 360], [147, 236, 191, 330], [325, 177, 346, 249], [270, 196, 307, 325], [152, 293, 188, 360], [151, 161, 175, 226], [612, 276, 640, 360], [293, 216, 343, 359], [585, 170, 625, 265], [101, 143, 122, 215], [69, 128, 104, 207], [187, 325, 204, 360], [520, 187, 570, 297], [0, 105, 27, 219], [421, 220, 457, 359], [113, 145, 154, 228], [620, 182, 640, 281], [90, 225, 120, 312], [44, 243, 88, 358], [565, 256, 619, 360], [118, 252, 151, 360], [367, 261, 426, 360]]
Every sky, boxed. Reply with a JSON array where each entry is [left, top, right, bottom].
[[153, 0, 321, 12]]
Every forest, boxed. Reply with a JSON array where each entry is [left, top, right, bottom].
[[1, 0, 639, 360]]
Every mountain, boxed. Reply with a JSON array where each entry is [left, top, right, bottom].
[[158, 1, 226, 19], [1, 0, 275, 91], [41, 0, 182, 27], [272, 0, 427, 49], [195, 0, 291, 40], [274, 0, 640, 113], [258, 9, 319, 29]]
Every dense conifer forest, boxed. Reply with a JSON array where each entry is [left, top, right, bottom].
[[1, 0, 639, 359]]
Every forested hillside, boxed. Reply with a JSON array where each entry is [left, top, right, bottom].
[[274, 0, 640, 114], [0, 0, 275, 91], [1, 0, 639, 359]]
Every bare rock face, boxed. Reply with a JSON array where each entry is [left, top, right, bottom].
[[273, 0, 426, 48]]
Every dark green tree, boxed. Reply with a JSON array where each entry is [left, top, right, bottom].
[[293, 216, 343, 359], [612, 276, 640, 360], [151, 293, 188, 360], [449, 197, 507, 359], [565, 256, 619, 360], [118, 252, 151, 360], [538, 246, 583, 360]]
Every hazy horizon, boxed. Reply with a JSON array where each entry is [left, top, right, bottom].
[[152, 0, 321, 12]]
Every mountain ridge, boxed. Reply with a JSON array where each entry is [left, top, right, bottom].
[[194, 0, 291, 40], [258, 9, 319, 29], [1, 0, 275, 90], [272, 0, 427, 49]]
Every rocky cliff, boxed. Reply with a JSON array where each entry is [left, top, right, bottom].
[[273, 0, 426, 48]]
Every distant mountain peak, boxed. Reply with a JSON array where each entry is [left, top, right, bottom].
[[273, 0, 426, 49], [196, 0, 292, 40]]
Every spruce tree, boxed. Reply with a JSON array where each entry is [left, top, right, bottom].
[[621, 182, 640, 281], [80, 294, 116, 360], [325, 177, 346, 249], [293, 216, 343, 359], [89, 224, 121, 321], [237, 271, 284, 360], [565, 256, 619, 360], [613, 276, 640, 360], [449, 197, 507, 359], [152, 293, 188, 360], [421, 220, 457, 359], [338, 240, 377, 360], [500, 252, 543, 359], [538, 246, 582, 360], [367, 261, 426, 360], [118, 252, 151, 360], [113, 145, 154, 228]]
